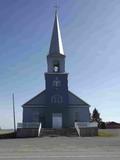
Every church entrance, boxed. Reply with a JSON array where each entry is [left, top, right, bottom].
[[52, 113, 62, 128]]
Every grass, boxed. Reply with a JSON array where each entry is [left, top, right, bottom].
[[98, 130, 114, 137]]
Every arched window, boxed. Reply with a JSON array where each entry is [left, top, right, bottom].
[[51, 95, 63, 104], [53, 60, 60, 72]]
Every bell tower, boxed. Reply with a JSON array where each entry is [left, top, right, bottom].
[[45, 11, 68, 106]]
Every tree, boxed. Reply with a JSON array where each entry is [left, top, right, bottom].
[[91, 108, 101, 123], [91, 108, 106, 129]]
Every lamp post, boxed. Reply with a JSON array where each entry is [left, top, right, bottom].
[[12, 93, 16, 132]]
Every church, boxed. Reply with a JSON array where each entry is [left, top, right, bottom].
[[22, 12, 90, 128]]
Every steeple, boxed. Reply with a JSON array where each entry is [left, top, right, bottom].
[[47, 11, 65, 73], [49, 11, 64, 55]]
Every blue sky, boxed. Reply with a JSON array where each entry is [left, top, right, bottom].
[[0, 0, 120, 129]]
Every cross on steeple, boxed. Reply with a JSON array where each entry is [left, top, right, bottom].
[[54, 5, 59, 14], [54, 0, 59, 14]]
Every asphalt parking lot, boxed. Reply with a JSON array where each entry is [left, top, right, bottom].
[[0, 136, 120, 160]]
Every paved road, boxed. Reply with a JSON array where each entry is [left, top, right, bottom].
[[0, 137, 120, 160]]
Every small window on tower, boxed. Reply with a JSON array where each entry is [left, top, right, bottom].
[[53, 60, 60, 72], [54, 65, 59, 72], [52, 77, 61, 87]]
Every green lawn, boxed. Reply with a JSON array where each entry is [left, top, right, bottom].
[[98, 130, 114, 137]]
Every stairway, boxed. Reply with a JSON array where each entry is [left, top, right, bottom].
[[40, 128, 78, 137]]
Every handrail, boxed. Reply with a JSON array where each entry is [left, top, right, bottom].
[[74, 122, 80, 136], [38, 123, 42, 137]]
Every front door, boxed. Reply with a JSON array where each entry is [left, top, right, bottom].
[[52, 113, 62, 128]]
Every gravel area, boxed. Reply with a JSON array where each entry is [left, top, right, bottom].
[[0, 136, 120, 160]]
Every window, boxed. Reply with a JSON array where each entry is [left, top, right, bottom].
[[51, 95, 63, 104], [53, 60, 60, 72], [52, 77, 61, 87], [54, 65, 59, 72]]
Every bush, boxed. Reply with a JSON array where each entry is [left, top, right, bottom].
[[98, 121, 106, 129]]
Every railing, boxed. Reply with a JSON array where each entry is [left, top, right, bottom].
[[75, 122, 98, 128], [17, 122, 40, 129]]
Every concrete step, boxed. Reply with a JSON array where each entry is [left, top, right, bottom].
[[40, 128, 78, 137]]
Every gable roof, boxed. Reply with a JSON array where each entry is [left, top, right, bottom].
[[22, 90, 90, 107], [68, 91, 90, 106], [22, 90, 46, 107]]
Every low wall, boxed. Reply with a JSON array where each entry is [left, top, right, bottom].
[[17, 128, 38, 138], [75, 122, 98, 137], [79, 127, 98, 137]]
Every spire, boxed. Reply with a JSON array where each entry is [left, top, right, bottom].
[[49, 11, 64, 55]]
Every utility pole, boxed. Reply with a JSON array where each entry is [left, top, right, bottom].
[[12, 93, 16, 132]]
